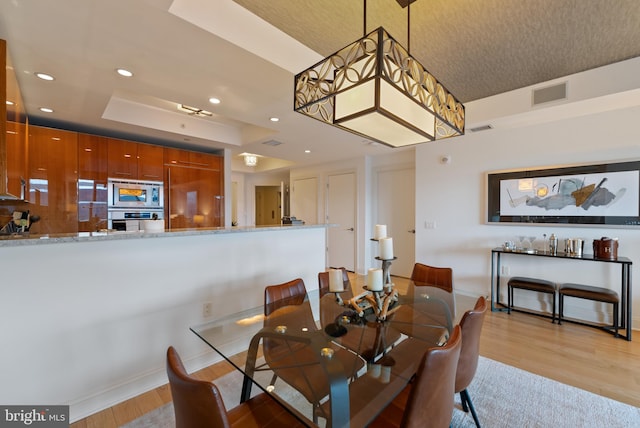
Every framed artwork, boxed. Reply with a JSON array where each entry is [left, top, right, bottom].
[[486, 160, 640, 226]]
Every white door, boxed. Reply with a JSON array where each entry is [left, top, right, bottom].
[[376, 168, 415, 278], [291, 177, 317, 224], [327, 172, 356, 271]]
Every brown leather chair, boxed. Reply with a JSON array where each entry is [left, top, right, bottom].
[[409, 262, 456, 319], [410, 262, 453, 293], [166, 346, 304, 428], [368, 325, 463, 428], [263, 278, 364, 422], [455, 296, 487, 428]]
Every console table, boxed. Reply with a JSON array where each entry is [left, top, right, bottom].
[[490, 248, 632, 341]]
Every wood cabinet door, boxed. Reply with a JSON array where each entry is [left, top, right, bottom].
[[107, 138, 137, 178], [137, 143, 163, 181], [78, 134, 108, 231], [166, 165, 224, 229], [6, 121, 27, 197], [28, 125, 78, 234]]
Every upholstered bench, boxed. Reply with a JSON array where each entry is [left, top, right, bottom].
[[507, 277, 556, 323], [558, 283, 619, 337]]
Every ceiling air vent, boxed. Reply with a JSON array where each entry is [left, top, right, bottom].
[[532, 82, 567, 106], [262, 140, 283, 146], [469, 124, 493, 133]]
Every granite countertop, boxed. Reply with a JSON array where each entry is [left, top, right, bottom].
[[0, 224, 329, 247]]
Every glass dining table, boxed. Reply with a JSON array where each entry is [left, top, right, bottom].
[[190, 281, 453, 428]]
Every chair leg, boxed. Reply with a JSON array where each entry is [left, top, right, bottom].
[[551, 291, 556, 324], [613, 302, 619, 337], [507, 286, 512, 314], [460, 389, 481, 428], [558, 294, 563, 325]]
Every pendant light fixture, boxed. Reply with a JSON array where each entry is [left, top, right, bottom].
[[294, 0, 464, 148]]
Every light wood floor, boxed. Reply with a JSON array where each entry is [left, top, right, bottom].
[[71, 275, 640, 427]]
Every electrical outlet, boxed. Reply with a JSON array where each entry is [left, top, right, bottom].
[[424, 220, 436, 229], [501, 265, 510, 275], [202, 302, 213, 318]]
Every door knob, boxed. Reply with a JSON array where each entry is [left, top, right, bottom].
[[408, 229, 416, 233], [347, 227, 354, 231]]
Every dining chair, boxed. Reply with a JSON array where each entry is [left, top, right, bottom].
[[410, 262, 456, 317], [455, 296, 488, 428], [411, 262, 453, 293], [263, 278, 365, 422], [368, 325, 463, 428], [166, 346, 304, 428]]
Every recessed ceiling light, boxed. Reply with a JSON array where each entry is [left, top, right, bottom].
[[39, 107, 54, 113], [209, 97, 221, 104], [270, 117, 279, 122], [35, 72, 54, 81], [6, 100, 14, 105], [305, 150, 311, 153], [116, 68, 133, 77]]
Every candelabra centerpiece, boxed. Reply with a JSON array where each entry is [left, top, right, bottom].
[[328, 224, 400, 321]]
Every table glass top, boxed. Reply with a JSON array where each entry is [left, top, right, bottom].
[[191, 283, 453, 427]]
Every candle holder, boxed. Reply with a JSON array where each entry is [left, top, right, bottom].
[[347, 286, 399, 321], [375, 256, 397, 287], [332, 291, 345, 306]]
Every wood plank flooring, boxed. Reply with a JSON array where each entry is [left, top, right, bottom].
[[71, 275, 640, 427]]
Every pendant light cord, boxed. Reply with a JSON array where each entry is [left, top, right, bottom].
[[363, 0, 367, 37], [364, 0, 411, 52], [407, 0, 411, 53]]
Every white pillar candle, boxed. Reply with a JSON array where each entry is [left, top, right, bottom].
[[368, 268, 383, 291], [374, 224, 387, 240], [379, 237, 394, 260], [328, 269, 344, 292]]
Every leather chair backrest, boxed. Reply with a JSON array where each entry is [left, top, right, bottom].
[[410, 263, 453, 293], [455, 296, 487, 393], [166, 346, 230, 428], [318, 268, 352, 297], [401, 325, 462, 428], [264, 278, 307, 316]]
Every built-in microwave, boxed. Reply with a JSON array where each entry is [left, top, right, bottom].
[[108, 178, 164, 209]]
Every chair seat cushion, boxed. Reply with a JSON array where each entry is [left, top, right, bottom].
[[559, 283, 619, 303], [508, 277, 555, 293]]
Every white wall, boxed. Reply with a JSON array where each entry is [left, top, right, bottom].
[[290, 150, 414, 275], [0, 227, 325, 422], [415, 103, 640, 330]]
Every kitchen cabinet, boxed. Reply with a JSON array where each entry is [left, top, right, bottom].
[[107, 138, 137, 178], [164, 148, 223, 229], [28, 125, 78, 234], [78, 134, 108, 231], [6, 120, 27, 198], [107, 138, 163, 181], [137, 143, 164, 181]]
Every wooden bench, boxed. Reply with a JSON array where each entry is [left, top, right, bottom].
[[507, 276, 556, 323], [558, 283, 619, 337]]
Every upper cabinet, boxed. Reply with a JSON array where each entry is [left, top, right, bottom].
[[107, 138, 163, 181], [137, 143, 164, 181]]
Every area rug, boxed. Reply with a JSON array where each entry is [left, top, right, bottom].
[[122, 356, 640, 427]]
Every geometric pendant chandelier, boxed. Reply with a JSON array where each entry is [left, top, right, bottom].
[[294, 19, 465, 148]]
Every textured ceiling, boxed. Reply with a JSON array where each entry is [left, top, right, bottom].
[[233, 0, 640, 102]]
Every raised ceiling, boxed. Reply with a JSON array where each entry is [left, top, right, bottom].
[[1, 0, 639, 172]]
